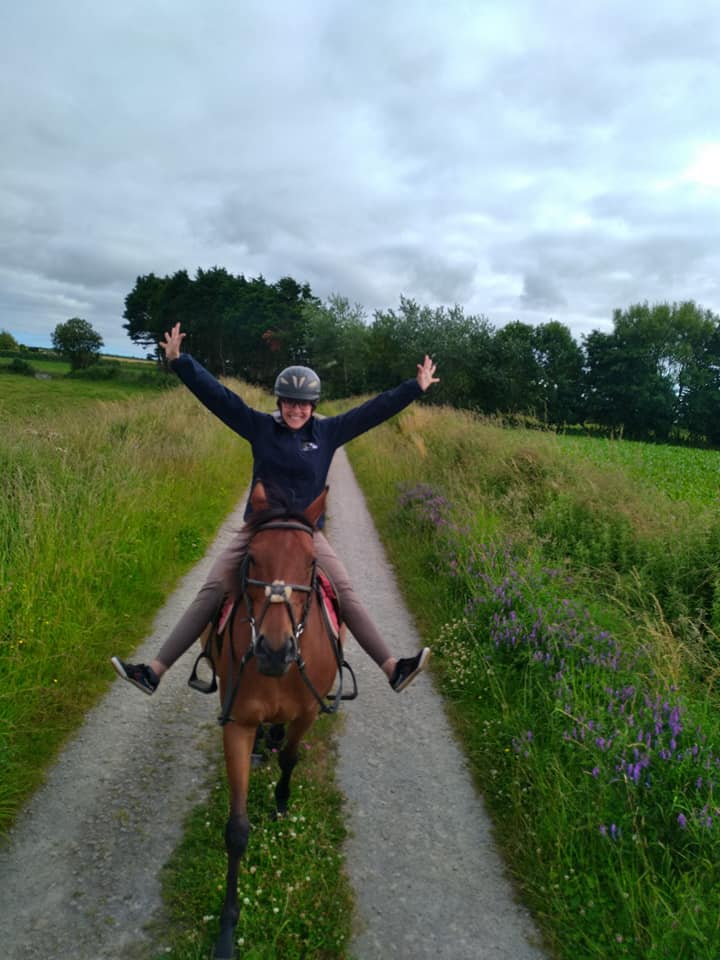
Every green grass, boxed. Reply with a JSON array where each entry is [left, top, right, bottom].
[[341, 403, 720, 959], [17, 357, 72, 374]]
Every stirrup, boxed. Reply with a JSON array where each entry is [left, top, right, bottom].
[[188, 649, 218, 694], [326, 658, 358, 705]]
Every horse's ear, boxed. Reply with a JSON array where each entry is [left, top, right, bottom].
[[304, 486, 328, 528], [250, 481, 270, 513]]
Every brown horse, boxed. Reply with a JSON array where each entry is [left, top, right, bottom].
[[210, 481, 347, 959]]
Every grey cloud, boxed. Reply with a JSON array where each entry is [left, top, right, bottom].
[[521, 272, 566, 310], [2, 0, 720, 354]]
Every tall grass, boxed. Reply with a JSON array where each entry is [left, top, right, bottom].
[[344, 403, 720, 959], [0, 382, 261, 829]]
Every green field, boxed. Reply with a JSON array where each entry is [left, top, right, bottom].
[[16, 357, 72, 374], [5, 373, 720, 959], [0, 355, 174, 419], [559, 434, 720, 504]]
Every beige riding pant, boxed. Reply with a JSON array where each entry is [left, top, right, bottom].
[[155, 530, 392, 670]]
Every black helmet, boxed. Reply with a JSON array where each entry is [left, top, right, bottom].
[[274, 365, 321, 402]]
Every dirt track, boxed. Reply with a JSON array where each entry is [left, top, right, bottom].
[[0, 448, 546, 959]]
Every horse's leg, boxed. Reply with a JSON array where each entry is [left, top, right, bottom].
[[251, 724, 266, 765], [275, 712, 315, 817], [215, 723, 254, 960], [267, 722, 286, 750]]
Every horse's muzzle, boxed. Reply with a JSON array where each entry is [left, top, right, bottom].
[[255, 635, 296, 677]]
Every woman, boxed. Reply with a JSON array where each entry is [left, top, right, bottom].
[[112, 322, 438, 695]]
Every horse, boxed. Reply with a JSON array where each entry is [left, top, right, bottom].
[[208, 480, 347, 959]]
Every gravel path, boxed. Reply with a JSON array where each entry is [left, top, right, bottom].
[[0, 449, 547, 959]]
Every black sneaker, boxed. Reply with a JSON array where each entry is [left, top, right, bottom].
[[111, 656, 159, 695], [389, 647, 431, 692]]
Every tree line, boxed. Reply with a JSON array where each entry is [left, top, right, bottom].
[[120, 267, 720, 445]]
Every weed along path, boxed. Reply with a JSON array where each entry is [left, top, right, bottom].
[[0, 449, 546, 960], [328, 449, 546, 960]]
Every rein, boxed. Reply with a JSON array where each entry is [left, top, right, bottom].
[[218, 517, 347, 725]]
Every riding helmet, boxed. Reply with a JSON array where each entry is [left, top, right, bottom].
[[274, 365, 321, 402]]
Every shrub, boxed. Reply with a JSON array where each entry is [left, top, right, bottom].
[[1, 358, 36, 376]]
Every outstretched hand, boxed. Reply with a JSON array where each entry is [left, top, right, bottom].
[[160, 322, 186, 363], [416, 355, 439, 392]]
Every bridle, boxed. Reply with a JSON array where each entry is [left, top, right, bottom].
[[218, 517, 348, 725], [239, 520, 318, 651]]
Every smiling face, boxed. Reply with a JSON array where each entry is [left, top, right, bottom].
[[278, 398, 314, 430]]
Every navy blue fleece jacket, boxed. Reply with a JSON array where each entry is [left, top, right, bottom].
[[171, 353, 423, 518]]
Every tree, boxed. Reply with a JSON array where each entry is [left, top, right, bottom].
[[533, 321, 584, 425], [303, 294, 370, 398], [585, 300, 720, 442], [419, 305, 495, 411], [123, 272, 171, 358], [489, 321, 543, 414], [583, 328, 675, 440], [0, 329, 19, 351], [122, 268, 318, 381], [51, 317, 104, 370]]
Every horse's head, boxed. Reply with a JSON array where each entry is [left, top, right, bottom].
[[240, 481, 327, 677]]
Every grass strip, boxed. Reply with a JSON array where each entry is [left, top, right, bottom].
[[152, 718, 353, 960]]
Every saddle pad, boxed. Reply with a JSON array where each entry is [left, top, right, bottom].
[[317, 569, 341, 639], [217, 598, 235, 635]]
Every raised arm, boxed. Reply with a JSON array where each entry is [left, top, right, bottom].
[[159, 322, 263, 440], [325, 354, 440, 447]]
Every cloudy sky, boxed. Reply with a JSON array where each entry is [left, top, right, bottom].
[[3, 1, 720, 356]]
